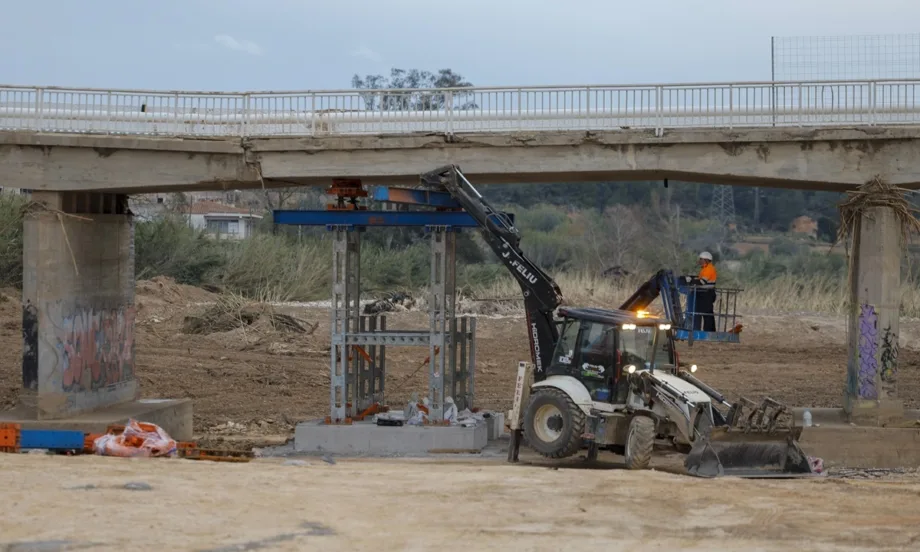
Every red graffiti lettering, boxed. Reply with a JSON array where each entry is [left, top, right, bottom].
[[57, 306, 136, 392]]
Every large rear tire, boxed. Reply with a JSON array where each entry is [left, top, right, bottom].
[[523, 387, 586, 459], [624, 415, 655, 470]]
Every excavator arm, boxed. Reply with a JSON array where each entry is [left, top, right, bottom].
[[619, 268, 685, 326], [622, 268, 743, 347], [420, 165, 563, 378]]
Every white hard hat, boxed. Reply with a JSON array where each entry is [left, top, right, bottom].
[[699, 251, 713, 261]]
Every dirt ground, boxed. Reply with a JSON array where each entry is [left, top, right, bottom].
[[1, 454, 919, 551], [2, 280, 920, 550], [1, 278, 918, 439]]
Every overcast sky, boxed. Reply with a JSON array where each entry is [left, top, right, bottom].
[[3, 0, 920, 91]]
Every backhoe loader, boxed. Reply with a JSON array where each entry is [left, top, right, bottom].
[[417, 165, 816, 478]]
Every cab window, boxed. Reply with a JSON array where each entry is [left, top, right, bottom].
[[577, 321, 614, 379], [618, 325, 656, 370], [548, 319, 579, 376]]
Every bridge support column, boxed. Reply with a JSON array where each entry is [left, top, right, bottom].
[[1, 191, 191, 439], [845, 205, 903, 425]]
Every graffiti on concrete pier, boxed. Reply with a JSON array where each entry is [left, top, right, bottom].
[[54, 306, 136, 392], [857, 304, 878, 400]]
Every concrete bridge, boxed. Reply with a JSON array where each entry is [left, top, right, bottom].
[[2, 79, 920, 192], [0, 79, 916, 448]]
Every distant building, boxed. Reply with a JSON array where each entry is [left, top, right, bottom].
[[789, 215, 818, 239], [188, 201, 262, 239], [130, 194, 169, 221]]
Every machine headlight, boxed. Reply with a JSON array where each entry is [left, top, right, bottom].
[[690, 364, 698, 373], [658, 323, 671, 330], [637, 310, 649, 318], [622, 323, 637, 330], [626, 364, 637, 374]]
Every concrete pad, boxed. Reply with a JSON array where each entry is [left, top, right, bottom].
[[294, 420, 488, 455], [798, 425, 920, 469], [0, 399, 192, 441], [791, 407, 920, 426]]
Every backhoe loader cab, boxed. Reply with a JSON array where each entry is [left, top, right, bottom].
[[545, 307, 673, 400], [523, 307, 700, 467]]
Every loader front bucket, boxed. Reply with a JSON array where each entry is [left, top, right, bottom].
[[684, 426, 816, 478]]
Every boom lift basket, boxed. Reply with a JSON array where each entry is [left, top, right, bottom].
[[674, 283, 743, 344]]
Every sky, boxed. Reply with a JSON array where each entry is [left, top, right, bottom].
[[2, 0, 920, 92]]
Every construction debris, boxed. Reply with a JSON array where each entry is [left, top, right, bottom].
[[835, 175, 920, 248], [93, 419, 177, 458], [182, 295, 317, 335], [363, 291, 416, 315], [830, 467, 919, 479], [0, 420, 253, 463]]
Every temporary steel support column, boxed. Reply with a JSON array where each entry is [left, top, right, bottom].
[[329, 226, 362, 422], [428, 227, 455, 420], [356, 314, 386, 412], [276, 208, 477, 422], [321, 223, 475, 422]]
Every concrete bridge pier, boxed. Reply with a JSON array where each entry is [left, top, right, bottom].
[[0, 191, 191, 440], [845, 205, 904, 425]]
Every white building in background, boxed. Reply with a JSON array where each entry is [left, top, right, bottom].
[[188, 201, 262, 239]]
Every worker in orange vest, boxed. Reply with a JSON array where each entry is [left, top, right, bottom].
[[697, 251, 717, 285], [684, 251, 717, 331]]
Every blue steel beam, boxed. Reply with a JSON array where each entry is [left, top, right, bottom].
[[372, 186, 461, 208], [20, 429, 86, 450], [273, 210, 481, 227]]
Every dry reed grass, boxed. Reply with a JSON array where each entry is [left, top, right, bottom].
[[470, 271, 920, 318]]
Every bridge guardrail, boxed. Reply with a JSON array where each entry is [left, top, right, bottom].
[[1, 80, 919, 137]]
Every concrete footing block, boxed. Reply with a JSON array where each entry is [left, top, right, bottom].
[[791, 407, 920, 426], [799, 426, 920, 469], [0, 398, 193, 441], [294, 420, 488, 455], [484, 413, 506, 440]]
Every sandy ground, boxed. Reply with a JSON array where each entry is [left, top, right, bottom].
[[2, 280, 920, 550], [1, 277, 919, 443], [2, 453, 920, 551]]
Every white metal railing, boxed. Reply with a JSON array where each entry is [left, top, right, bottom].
[[1, 80, 920, 138]]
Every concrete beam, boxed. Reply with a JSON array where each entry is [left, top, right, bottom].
[[0, 133, 259, 193], [4, 127, 920, 192], [254, 129, 920, 191]]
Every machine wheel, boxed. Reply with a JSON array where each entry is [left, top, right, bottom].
[[624, 415, 655, 470], [523, 387, 586, 459]]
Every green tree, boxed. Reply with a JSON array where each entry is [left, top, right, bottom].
[[351, 68, 477, 110]]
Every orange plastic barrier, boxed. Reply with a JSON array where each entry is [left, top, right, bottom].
[[93, 419, 177, 458]]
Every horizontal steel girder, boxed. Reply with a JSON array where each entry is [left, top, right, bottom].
[[273, 209, 480, 227]]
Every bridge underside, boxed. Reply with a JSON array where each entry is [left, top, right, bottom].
[[2, 126, 920, 193]]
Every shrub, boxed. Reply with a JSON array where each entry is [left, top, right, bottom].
[[134, 216, 224, 285], [0, 194, 25, 287], [210, 233, 331, 302]]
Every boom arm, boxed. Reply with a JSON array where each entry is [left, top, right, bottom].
[[619, 269, 685, 326], [420, 165, 563, 376]]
